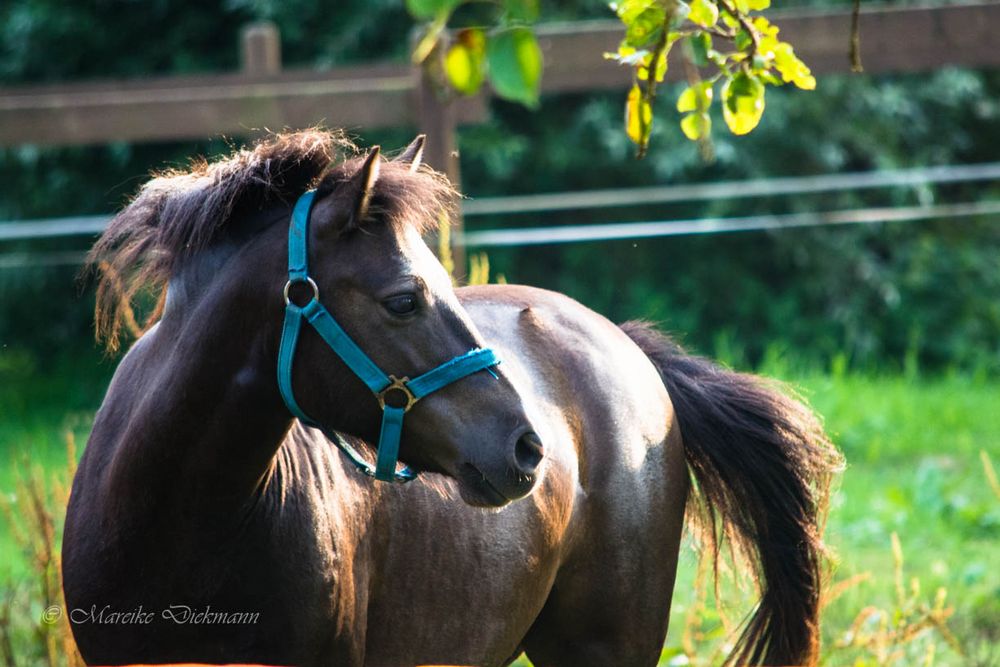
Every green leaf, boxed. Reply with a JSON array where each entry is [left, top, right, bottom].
[[625, 83, 652, 145], [688, 0, 719, 28], [680, 112, 711, 140], [444, 29, 486, 94], [721, 71, 765, 135], [690, 31, 712, 67], [486, 27, 544, 107], [734, 28, 752, 51], [677, 80, 713, 112], [759, 69, 782, 86], [504, 0, 539, 23], [406, 0, 458, 21], [624, 6, 666, 48], [614, 0, 656, 24]]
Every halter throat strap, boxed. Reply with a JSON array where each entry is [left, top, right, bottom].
[[276, 190, 500, 482]]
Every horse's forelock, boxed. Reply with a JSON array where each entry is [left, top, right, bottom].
[[87, 130, 459, 353], [87, 129, 348, 352]]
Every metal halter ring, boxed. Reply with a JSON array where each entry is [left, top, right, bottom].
[[376, 375, 419, 412], [283, 277, 319, 306]]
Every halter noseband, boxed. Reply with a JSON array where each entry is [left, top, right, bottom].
[[276, 190, 501, 483]]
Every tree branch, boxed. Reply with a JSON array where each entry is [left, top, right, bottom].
[[715, 0, 759, 58]]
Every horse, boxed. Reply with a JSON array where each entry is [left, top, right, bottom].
[[63, 130, 843, 667]]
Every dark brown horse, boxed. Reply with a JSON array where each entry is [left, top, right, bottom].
[[63, 130, 842, 666]]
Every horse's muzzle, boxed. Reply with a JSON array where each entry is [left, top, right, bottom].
[[513, 431, 545, 478], [458, 429, 544, 507]]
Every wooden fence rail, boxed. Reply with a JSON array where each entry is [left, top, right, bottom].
[[2, 2, 998, 150], [2, 2, 999, 268]]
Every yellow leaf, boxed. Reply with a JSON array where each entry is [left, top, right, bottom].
[[722, 72, 765, 135], [677, 87, 697, 113], [625, 83, 652, 145], [753, 16, 780, 53], [773, 42, 816, 90], [444, 29, 486, 94], [795, 73, 817, 90], [680, 112, 711, 140], [688, 0, 719, 28]]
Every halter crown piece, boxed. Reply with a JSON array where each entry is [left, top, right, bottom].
[[277, 190, 501, 482]]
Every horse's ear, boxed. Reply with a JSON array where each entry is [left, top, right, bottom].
[[395, 135, 425, 172], [350, 146, 381, 224], [314, 146, 381, 236]]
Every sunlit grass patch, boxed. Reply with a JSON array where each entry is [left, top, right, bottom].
[[1, 358, 997, 665]]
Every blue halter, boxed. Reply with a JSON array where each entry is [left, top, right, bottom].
[[277, 190, 501, 483]]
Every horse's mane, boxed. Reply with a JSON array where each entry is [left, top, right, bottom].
[[88, 129, 458, 352]]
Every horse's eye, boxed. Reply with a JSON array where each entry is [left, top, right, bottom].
[[383, 294, 418, 316]]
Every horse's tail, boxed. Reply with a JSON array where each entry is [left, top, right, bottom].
[[620, 321, 843, 667]]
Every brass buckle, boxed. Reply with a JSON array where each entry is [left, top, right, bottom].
[[376, 375, 418, 413]]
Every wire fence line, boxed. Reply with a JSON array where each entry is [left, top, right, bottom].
[[460, 162, 1000, 217], [2, 161, 999, 244], [2, 201, 998, 270], [1, 163, 998, 267], [0, 215, 108, 242], [458, 200, 1000, 247], [0, 250, 88, 270]]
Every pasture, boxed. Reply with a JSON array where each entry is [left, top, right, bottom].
[[1, 3, 998, 662], [2, 353, 996, 665]]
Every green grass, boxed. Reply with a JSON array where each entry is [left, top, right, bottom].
[[0, 350, 112, 581], [647, 367, 1000, 667], [799, 371, 1000, 666], [2, 355, 998, 665]]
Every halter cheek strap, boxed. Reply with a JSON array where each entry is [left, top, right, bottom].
[[277, 190, 501, 483]]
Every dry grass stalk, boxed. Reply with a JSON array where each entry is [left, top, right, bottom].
[[0, 432, 84, 666], [832, 532, 960, 666]]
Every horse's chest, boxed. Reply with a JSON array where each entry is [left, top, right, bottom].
[[65, 490, 355, 665]]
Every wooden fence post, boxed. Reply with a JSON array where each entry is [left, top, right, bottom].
[[415, 42, 466, 279], [241, 22, 282, 76]]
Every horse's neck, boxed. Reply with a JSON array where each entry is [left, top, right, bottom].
[[95, 255, 291, 514]]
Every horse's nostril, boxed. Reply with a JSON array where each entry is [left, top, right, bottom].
[[514, 431, 545, 473]]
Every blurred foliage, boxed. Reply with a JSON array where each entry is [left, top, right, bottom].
[[0, 0, 998, 377], [408, 0, 544, 107], [459, 68, 1000, 373], [2, 8, 996, 666], [607, 0, 815, 155], [410, 0, 816, 155]]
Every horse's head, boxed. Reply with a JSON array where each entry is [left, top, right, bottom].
[[278, 138, 542, 506]]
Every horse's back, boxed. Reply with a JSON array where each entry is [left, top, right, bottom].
[[457, 284, 689, 665]]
